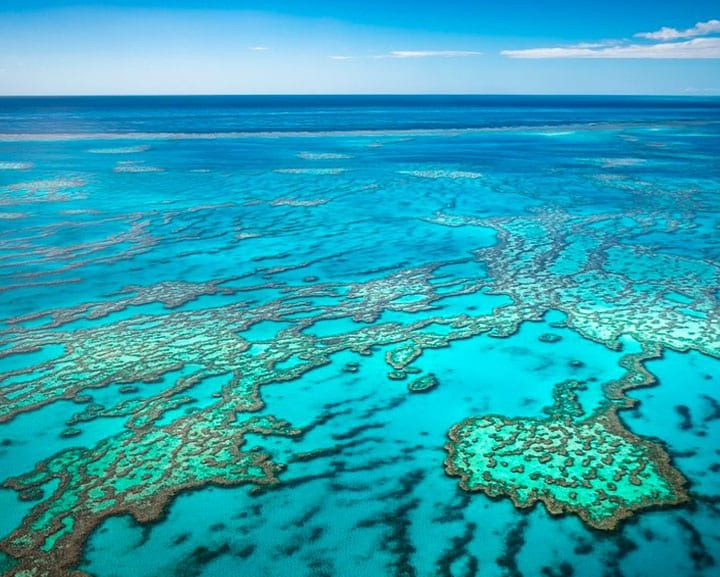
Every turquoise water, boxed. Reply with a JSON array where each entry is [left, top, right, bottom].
[[0, 96, 719, 577]]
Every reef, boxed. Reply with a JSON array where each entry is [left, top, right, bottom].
[[445, 376, 688, 530], [0, 130, 719, 576], [1, 204, 718, 572], [2, 410, 299, 575], [407, 373, 438, 393]]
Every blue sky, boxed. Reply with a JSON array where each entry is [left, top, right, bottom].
[[1, 1, 719, 95]]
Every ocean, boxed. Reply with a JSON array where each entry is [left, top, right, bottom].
[[0, 95, 719, 577]]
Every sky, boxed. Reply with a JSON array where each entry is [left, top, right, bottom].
[[0, 1, 719, 95]]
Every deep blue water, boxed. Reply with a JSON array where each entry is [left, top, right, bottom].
[[1, 95, 720, 134]]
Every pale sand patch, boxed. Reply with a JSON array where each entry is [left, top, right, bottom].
[[113, 161, 164, 173], [274, 168, 346, 175], [8, 179, 85, 192], [88, 145, 151, 154], [297, 152, 352, 160], [399, 170, 483, 179], [0, 162, 33, 170]]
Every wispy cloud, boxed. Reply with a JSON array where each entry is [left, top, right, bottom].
[[383, 50, 482, 58], [636, 19, 720, 41], [502, 19, 720, 59], [681, 86, 720, 95], [503, 38, 720, 59], [330, 50, 482, 61], [248, 46, 269, 51]]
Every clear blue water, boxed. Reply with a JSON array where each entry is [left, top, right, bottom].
[[0, 96, 718, 577]]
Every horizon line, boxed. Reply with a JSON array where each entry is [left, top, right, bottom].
[[1, 92, 720, 98]]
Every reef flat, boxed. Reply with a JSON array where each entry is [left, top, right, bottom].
[[0, 96, 719, 577]]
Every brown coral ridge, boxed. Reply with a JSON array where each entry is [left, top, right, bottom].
[[437, 209, 719, 358], [2, 278, 249, 331], [0, 410, 300, 577], [407, 373, 438, 393], [444, 346, 691, 531], [0, 262, 523, 426], [445, 411, 689, 531]]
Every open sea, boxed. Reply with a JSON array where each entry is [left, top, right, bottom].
[[0, 95, 719, 577]]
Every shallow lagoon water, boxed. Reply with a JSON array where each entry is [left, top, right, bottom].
[[0, 96, 719, 577]]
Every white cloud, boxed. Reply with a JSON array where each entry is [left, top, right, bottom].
[[502, 37, 720, 59], [636, 19, 720, 40], [681, 87, 720, 94], [248, 46, 269, 51], [385, 50, 482, 58], [331, 50, 482, 60], [502, 18, 720, 59]]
